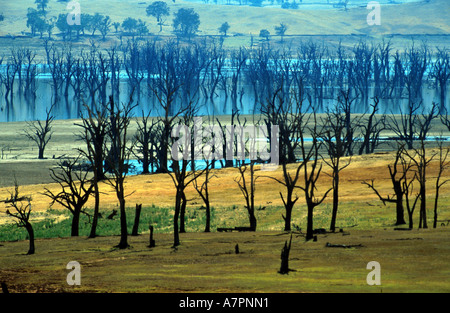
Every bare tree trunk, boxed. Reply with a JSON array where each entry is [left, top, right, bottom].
[[330, 173, 339, 232], [89, 181, 100, 238], [71, 210, 80, 237], [173, 188, 182, 247], [25, 222, 35, 255], [118, 196, 128, 249], [132, 203, 142, 236], [179, 191, 187, 233]]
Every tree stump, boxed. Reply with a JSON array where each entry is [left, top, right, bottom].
[[148, 225, 156, 248], [235, 244, 240, 254], [278, 233, 293, 274], [107, 209, 117, 220], [1, 282, 9, 294], [131, 204, 142, 236]]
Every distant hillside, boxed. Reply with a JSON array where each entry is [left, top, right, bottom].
[[0, 0, 448, 47]]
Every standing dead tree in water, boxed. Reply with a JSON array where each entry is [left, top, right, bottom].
[[0, 57, 18, 103], [23, 103, 55, 159], [429, 48, 450, 114], [22, 48, 39, 99], [403, 43, 429, 108], [44, 42, 65, 104], [351, 41, 374, 108], [43, 156, 94, 237], [373, 40, 392, 100], [2, 181, 34, 255], [150, 44, 187, 173]]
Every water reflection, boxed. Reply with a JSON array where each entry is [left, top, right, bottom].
[[0, 75, 445, 123]]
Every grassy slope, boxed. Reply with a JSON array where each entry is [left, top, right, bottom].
[[0, 0, 449, 39]]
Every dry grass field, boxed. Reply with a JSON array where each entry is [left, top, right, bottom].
[[0, 0, 449, 295], [0, 118, 450, 293], [1, 228, 449, 293]]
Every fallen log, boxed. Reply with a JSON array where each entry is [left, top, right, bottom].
[[325, 242, 363, 248]]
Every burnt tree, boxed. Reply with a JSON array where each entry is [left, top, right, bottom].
[[3, 181, 35, 255], [104, 96, 136, 249], [43, 156, 94, 237], [76, 103, 109, 238], [363, 145, 408, 226], [24, 103, 55, 159]]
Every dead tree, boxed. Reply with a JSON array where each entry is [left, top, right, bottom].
[[133, 111, 158, 174], [373, 40, 392, 100], [319, 105, 353, 232], [76, 103, 109, 238], [148, 225, 156, 248], [358, 97, 386, 155], [104, 96, 136, 249], [131, 203, 142, 236], [262, 87, 307, 231], [169, 153, 206, 247], [351, 41, 374, 108], [429, 48, 450, 114], [441, 111, 450, 132], [388, 100, 421, 150], [261, 86, 304, 166], [43, 156, 94, 237], [23, 103, 55, 159], [10, 48, 25, 95], [235, 161, 258, 231], [267, 160, 303, 232], [2, 181, 35, 255], [401, 103, 438, 228], [0, 57, 18, 103], [23, 48, 38, 99], [402, 141, 432, 229], [298, 113, 332, 241], [433, 139, 450, 228], [168, 115, 206, 246], [44, 42, 65, 103], [362, 145, 408, 225], [151, 60, 185, 173], [278, 233, 293, 274], [402, 160, 420, 229], [193, 159, 215, 233], [403, 43, 428, 108]]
